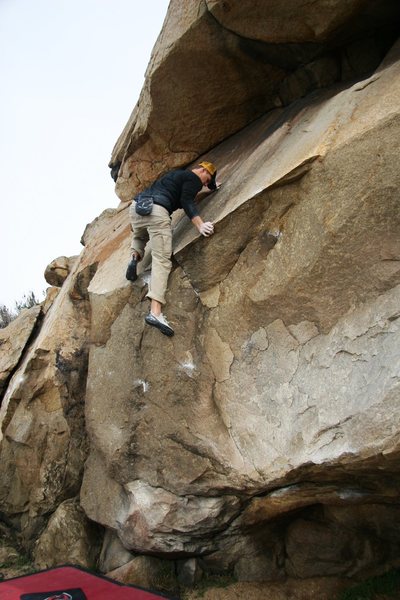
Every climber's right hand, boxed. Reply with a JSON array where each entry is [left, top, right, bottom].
[[199, 221, 214, 237]]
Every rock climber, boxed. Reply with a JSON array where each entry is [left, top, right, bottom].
[[126, 161, 218, 337]]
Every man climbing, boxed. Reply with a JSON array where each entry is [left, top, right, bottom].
[[126, 161, 218, 337]]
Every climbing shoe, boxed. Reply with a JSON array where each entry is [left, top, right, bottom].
[[145, 312, 174, 337], [126, 256, 138, 281]]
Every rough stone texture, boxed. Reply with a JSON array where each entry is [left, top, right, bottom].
[[0, 255, 93, 548], [0, 305, 41, 398], [111, 0, 284, 202], [206, 0, 368, 43], [44, 255, 78, 287], [278, 55, 340, 105], [285, 504, 400, 578], [1, 0, 400, 587], [110, 0, 399, 203], [177, 558, 203, 587], [107, 556, 175, 592], [42, 286, 60, 314], [99, 528, 134, 572], [33, 498, 101, 569], [82, 41, 400, 577]]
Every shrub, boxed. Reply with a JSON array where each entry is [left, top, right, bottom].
[[0, 291, 43, 329]]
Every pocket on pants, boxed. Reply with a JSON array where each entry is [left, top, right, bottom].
[[161, 231, 172, 257], [151, 230, 172, 259]]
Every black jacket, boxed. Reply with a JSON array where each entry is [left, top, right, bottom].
[[143, 169, 203, 219]]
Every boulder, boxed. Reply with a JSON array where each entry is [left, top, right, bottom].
[[206, 0, 369, 43], [110, 0, 399, 203], [44, 255, 78, 287], [99, 528, 134, 573], [81, 43, 400, 575], [107, 556, 175, 593], [0, 305, 41, 399], [111, 0, 284, 202], [0, 253, 96, 545], [177, 558, 203, 587], [33, 498, 101, 569], [42, 286, 60, 314], [1, 0, 400, 585]]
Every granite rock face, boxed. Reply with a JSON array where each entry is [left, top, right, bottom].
[[110, 0, 399, 202], [0, 257, 92, 548], [206, 0, 365, 43], [106, 556, 175, 590], [1, 0, 400, 589], [0, 305, 41, 398], [33, 498, 101, 569], [84, 41, 400, 577]]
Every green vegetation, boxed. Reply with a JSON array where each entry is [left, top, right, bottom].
[[0, 291, 43, 328], [339, 569, 400, 600], [0, 553, 32, 570], [152, 562, 178, 596], [0, 525, 34, 578]]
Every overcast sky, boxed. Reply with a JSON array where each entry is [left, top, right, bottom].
[[0, 0, 169, 309]]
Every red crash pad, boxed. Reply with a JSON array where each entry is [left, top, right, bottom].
[[0, 565, 176, 599]]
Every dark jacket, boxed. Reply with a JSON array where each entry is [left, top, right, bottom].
[[142, 169, 203, 219]]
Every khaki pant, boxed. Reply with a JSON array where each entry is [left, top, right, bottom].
[[129, 203, 172, 305]]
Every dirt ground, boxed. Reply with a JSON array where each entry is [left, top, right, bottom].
[[183, 577, 350, 600]]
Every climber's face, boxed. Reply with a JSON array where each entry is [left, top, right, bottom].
[[199, 167, 213, 186]]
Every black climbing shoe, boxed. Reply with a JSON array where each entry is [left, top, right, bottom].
[[126, 256, 138, 281], [145, 313, 174, 337]]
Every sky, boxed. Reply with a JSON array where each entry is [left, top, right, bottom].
[[0, 0, 170, 310]]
